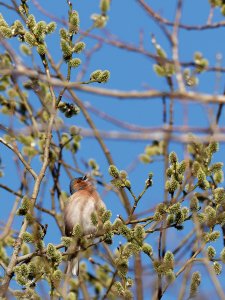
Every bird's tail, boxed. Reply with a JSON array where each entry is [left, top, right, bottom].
[[66, 245, 80, 276]]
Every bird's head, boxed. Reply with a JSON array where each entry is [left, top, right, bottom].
[[70, 175, 94, 195]]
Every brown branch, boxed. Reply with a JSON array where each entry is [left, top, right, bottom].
[[0, 138, 37, 179], [138, 0, 225, 31]]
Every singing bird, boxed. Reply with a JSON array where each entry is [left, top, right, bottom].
[[64, 175, 106, 276]]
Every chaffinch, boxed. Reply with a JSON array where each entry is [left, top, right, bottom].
[[64, 175, 105, 275]]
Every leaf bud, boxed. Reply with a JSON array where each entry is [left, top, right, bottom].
[[69, 10, 80, 34], [220, 248, 225, 263], [189, 271, 201, 297], [142, 243, 153, 257], [207, 245, 216, 259], [213, 261, 222, 275], [26, 14, 36, 30], [100, 0, 110, 13], [73, 41, 85, 53], [108, 165, 120, 178], [102, 210, 112, 223], [167, 202, 181, 214], [69, 58, 81, 68], [24, 32, 37, 47], [169, 151, 178, 164]]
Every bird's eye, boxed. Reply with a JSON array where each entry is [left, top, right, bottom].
[[82, 175, 87, 181]]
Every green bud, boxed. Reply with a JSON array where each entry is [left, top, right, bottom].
[[205, 206, 216, 227], [139, 153, 152, 164], [113, 281, 124, 296], [204, 231, 220, 243], [69, 125, 79, 135], [46, 243, 56, 258], [26, 14, 36, 30], [197, 168, 206, 182], [142, 243, 153, 257], [37, 44, 47, 55], [22, 232, 34, 243], [156, 203, 167, 215], [167, 202, 181, 214], [52, 269, 63, 284], [120, 170, 128, 180], [53, 251, 62, 265], [134, 225, 145, 243], [90, 69, 102, 81], [125, 180, 131, 189], [153, 211, 162, 221], [104, 232, 113, 244], [190, 195, 199, 212], [69, 58, 81, 68], [209, 162, 223, 174], [46, 22, 56, 34], [169, 151, 178, 164], [208, 141, 219, 153], [213, 262, 222, 275], [108, 165, 120, 178], [178, 160, 187, 174], [163, 251, 174, 269], [166, 214, 175, 225], [103, 220, 112, 233], [66, 292, 76, 300], [91, 14, 108, 28], [164, 63, 175, 76], [100, 0, 110, 13], [90, 212, 98, 226], [97, 70, 110, 83], [156, 46, 167, 58], [15, 264, 28, 278], [119, 224, 132, 240], [17, 196, 30, 215], [124, 290, 133, 299], [69, 10, 80, 34], [73, 41, 85, 53], [217, 211, 225, 226], [166, 168, 173, 177], [222, 4, 225, 15], [60, 28, 68, 40], [34, 21, 47, 38], [28, 261, 37, 278], [214, 169, 224, 184], [197, 169, 210, 189], [123, 242, 140, 257], [153, 64, 166, 77], [192, 161, 201, 177], [220, 248, 225, 263], [20, 44, 32, 55], [112, 218, 123, 231], [24, 32, 37, 47], [0, 14, 8, 27], [72, 224, 83, 238], [207, 246, 216, 259], [189, 271, 201, 297], [181, 207, 189, 219], [61, 236, 72, 247], [0, 26, 12, 38], [166, 177, 179, 194], [196, 212, 206, 224], [12, 20, 24, 34], [165, 269, 175, 283], [102, 210, 112, 223], [61, 39, 72, 60], [116, 258, 128, 276], [205, 205, 216, 218]]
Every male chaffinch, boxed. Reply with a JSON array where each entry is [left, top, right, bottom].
[[64, 175, 105, 276]]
